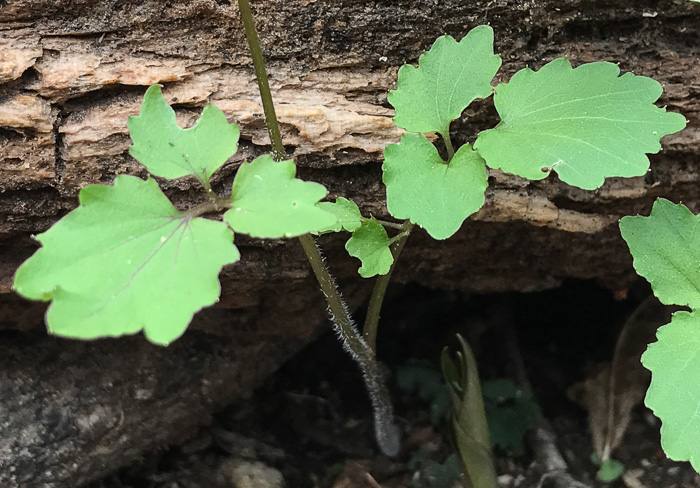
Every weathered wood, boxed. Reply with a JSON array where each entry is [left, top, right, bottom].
[[0, 0, 698, 486], [0, 280, 371, 488]]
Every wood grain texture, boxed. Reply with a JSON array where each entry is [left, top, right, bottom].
[[0, 0, 698, 485]]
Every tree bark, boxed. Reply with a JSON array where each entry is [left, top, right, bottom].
[[0, 0, 698, 486]]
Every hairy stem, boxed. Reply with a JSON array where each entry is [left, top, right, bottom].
[[236, 0, 401, 456], [363, 220, 414, 351], [298, 235, 401, 456]]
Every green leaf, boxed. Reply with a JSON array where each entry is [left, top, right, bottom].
[[597, 459, 625, 483], [642, 311, 700, 470], [383, 133, 488, 240], [13, 175, 240, 345], [474, 58, 687, 190], [621, 200, 700, 469], [128, 84, 240, 184], [225, 155, 336, 238], [388, 26, 501, 136], [410, 453, 462, 488], [620, 199, 700, 310], [482, 379, 538, 454], [396, 362, 451, 425], [345, 218, 393, 278], [314, 197, 364, 234]]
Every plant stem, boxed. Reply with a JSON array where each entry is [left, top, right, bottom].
[[298, 234, 401, 456], [387, 231, 410, 245], [236, 0, 286, 162], [363, 220, 414, 351], [375, 219, 405, 230], [442, 129, 455, 161], [235, 0, 401, 456], [200, 176, 214, 195], [187, 196, 232, 219]]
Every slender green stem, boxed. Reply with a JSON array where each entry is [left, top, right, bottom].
[[442, 128, 455, 161], [375, 219, 405, 230], [298, 234, 363, 353], [187, 196, 232, 219], [202, 178, 228, 210], [363, 220, 414, 351], [237, 0, 286, 162], [366, 128, 449, 353], [236, 0, 356, 358], [200, 176, 214, 195], [387, 231, 411, 245], [237, 0, 359, 368], [235, 0, 401, 456]]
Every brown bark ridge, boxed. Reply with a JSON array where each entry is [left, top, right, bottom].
[[0, 0, 698, 486]]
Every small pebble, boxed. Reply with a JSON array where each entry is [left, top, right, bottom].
[[221, 459, 284, 488], [497, 473, 514, 487]]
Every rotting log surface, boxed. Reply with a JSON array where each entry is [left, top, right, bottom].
[[0, 0, 698, 486]]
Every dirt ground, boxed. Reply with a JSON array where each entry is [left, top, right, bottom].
[[85, 281, 700, 488]]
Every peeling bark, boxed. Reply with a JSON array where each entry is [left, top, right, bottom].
[[0, 0, 698, 486]]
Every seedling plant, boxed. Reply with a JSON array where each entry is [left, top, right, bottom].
[[13, 0, 689, 484]]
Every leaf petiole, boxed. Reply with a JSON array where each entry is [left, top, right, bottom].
[[442, 129, 456, 161], [387, 230, 411, 245], [200, 177, 216, 198], [185, 196, 232, 219], [363, 220, 414, 351], [374, 219, 405, 230]]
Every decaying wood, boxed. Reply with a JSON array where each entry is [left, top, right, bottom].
[[0, 281, 370, 488], [0, 0, 698, 486]]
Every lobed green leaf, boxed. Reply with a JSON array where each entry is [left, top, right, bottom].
[[383, 133, 488, 240], [621, 199, 700, 469], [345, 218, 393, 278], [474, 58, 687, 190], [482, 379, 538, 454], [620, 199, 700, 310], [388, 25, 501, 136], [315, 197, 364, 234], [642, 311, 700, 471], [225, 155, 337, 238], [128, 84, 240, 185], [13, 175, 240, 345]]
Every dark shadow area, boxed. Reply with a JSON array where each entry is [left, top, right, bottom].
[[90, 280, 698, 488]]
